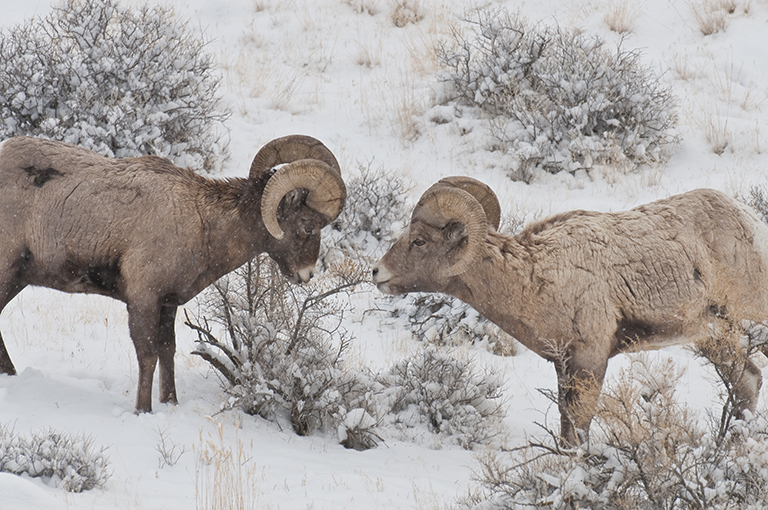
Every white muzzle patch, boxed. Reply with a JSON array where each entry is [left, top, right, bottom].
[[372, 263, 393, 292], [297, 265, 315, 284]]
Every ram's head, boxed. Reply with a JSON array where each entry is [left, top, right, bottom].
[[373, 176, 500, 294], [251, 135, 347, 283]]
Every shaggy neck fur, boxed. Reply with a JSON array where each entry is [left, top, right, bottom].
[[184, 175, 271, 291], [449, 230, 550, 358]]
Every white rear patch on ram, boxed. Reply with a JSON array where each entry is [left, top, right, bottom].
[[737, 200, 768, 270]]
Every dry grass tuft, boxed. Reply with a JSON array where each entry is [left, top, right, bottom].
[[689, 0, 739, 35], [354, 40, 382, 68], [344, 0, 380, 16], [390, 0, 423, 27], [603, 0, 643, 33], [696, 110, 732, 155], [670, 53, 699, 81]]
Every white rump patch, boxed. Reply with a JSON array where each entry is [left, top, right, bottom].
[[737, 201, 768, 269]]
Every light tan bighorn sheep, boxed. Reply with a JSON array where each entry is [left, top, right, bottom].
[[373, 177, 768, 445], [0, 135, 346, 413]]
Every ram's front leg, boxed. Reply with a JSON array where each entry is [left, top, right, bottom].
[[554, 352, 608, 447], [127, 302, 161, 413]]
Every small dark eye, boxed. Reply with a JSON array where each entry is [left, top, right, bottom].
[[411, 239, 426, 247]]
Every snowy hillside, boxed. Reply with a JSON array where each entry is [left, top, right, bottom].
[[1, 0, 768, 508]]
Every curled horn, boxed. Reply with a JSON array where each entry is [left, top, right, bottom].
[[250, 134, 341, 178], [255, 136, 346, 240], [428, 176, 501, 231], [412, 186, 488, 277]]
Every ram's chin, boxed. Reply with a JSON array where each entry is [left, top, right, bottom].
[[377, 281, 418, 295]]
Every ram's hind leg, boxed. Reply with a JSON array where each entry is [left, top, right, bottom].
[[0, 278, 26, 375], [699, 338, 763, 420], [0, 332, 15, 375], [157, 305, 178, 405], [732, 358, 763, 419], [127, 302, 162, 413]]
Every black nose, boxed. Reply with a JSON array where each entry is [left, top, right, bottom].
[[372, 267, 378, 278]]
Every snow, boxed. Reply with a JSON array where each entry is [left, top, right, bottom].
[[1, 0, 768, 508]]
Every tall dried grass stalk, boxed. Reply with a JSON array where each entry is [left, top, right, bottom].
[[195, 421, 261, 510]]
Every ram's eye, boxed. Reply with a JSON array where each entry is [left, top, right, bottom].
[[411, 239, 426, 248]]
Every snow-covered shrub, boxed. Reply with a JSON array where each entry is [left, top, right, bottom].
[[323, 161, 412, 266], [338, 405, 382, 451], [188, 255, 369, 437], [0, 0, 229, 172], [189, 255, 508, 450], [694, 316, 768, 440], [457, 332, 768, 509], [376, 348, 507, 449], [0, 425, 110, 492], [745, 185, 768, 225], [382, 293, 519, 354], [436, 8, 679, 181]]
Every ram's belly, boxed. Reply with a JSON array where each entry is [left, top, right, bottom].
[[23, 255, 123, 299], [612, 317, 687, 355]]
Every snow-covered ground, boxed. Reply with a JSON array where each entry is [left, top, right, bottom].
[[1, 0, 768, 508]]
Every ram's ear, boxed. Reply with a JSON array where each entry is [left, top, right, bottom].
[[443, 221, 468, 244], [412, 186, 488, 278], [281, 188, 305, 210]]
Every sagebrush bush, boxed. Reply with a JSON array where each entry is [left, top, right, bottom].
[[746, 185, 768, 225], [380, 292, 518, 354], [0, 0, 229, 172], [323, 161, 412, 266], [436, 8, 679, 181], [457, 323, 768, 510], [377, 348, 507, 449], [190, 255, 507, 450], [0, 425, 110, 492], [188, 255, 367, 437]]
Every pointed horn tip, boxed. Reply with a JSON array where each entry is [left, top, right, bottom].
[[268, 228, 285, 240]]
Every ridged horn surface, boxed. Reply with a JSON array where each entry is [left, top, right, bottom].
[[261, 159, 346, 240], [412, 187, 488, 277], [249, 134, 341, 180], [427, 176, 501, 231]]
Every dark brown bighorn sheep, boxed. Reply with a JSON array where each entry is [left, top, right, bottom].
[[373, 177, 768, 445], [0, 135, 346, 413]]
